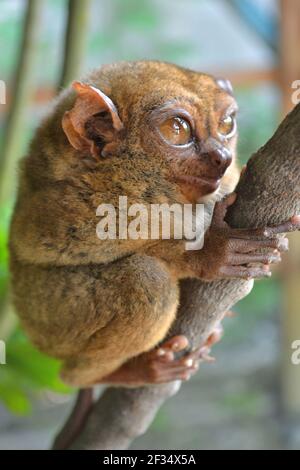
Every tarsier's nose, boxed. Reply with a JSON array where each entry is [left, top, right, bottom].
[[210, 147, 232, 172], [201, 138, 232, 174]]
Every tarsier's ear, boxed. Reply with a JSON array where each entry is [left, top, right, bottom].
[[216, 78, 234, 96], [62, 81, 123, 157]]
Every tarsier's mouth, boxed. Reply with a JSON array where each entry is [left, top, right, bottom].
[[174, 174, 221, 193]]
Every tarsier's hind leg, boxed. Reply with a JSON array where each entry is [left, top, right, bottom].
[[53, 280, 225, 450], [61, 254, 179, 387], [61, 264, 227, 388]]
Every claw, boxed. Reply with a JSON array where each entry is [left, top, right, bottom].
[[262, 216, 300, 237]]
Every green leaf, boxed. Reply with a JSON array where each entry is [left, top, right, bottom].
[[0, 367, 32, 415], [7, 330, 71, 393], [0, 328, 74, 414], [0, 206, 10, 299], [0, 382, 31, 415]]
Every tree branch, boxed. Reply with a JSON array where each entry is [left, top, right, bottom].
[[58, 0, 91, 90], [69, 103, 300, 450], [0, 0, 42, 207]]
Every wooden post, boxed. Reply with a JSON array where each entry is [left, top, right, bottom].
[[279, 0, 300, 413]]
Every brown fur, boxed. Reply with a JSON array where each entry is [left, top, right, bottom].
[[9, 61, 239, 386]]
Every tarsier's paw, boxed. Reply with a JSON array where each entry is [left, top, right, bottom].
[[138, 335, 200, 384], [146, 334, 218, 383], [150, 325, 225, 382], [210, 194, 300, 280], [102, 329, 223, 387]]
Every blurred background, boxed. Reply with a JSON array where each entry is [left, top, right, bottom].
[[0, 0, 300, 450]]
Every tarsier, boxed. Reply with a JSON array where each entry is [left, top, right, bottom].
[[9, 61, 300, 445]]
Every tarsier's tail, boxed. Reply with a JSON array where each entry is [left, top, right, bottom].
[[51, 388, 94, 450]]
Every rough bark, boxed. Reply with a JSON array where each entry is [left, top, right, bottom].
[[70, 103, 300, 450]]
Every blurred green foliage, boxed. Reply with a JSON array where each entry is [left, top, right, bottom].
[[0, 329, 70, 415], [0, 0, 281, 415], [219, 388, 268, 416], [236, 86, 280, 166], [224, 278, 280, 345], [0, 206, 10, 300]]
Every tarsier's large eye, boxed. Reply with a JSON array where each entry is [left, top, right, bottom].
[[218, 113, 236, 137], [159, 117, 192, 146]]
